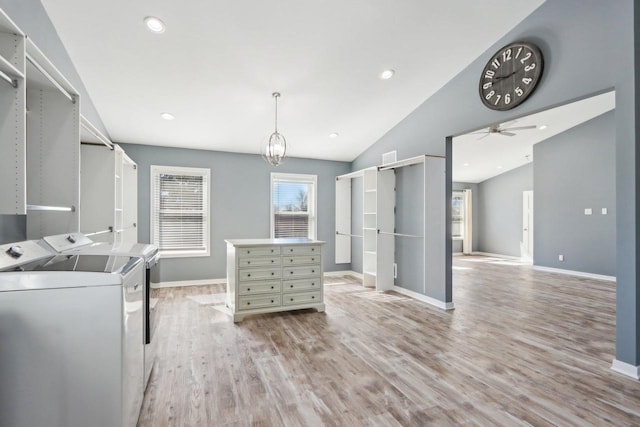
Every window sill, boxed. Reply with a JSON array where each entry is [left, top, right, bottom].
[[158, 250, 210, 259]]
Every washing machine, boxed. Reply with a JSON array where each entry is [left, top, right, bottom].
[[0, 239, 145, 427], [42, 232, 159, 387]]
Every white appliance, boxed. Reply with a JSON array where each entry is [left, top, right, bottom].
[[0, 239, 145, 427], [42, 232, 160, 387]]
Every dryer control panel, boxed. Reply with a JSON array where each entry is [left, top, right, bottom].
[[0, 240, 54, 271]]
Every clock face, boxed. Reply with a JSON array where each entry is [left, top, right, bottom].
[[479, 42, 543, 111]]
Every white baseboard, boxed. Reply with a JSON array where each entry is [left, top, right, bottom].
[[392, 286, 454, 311], [471, 251, 526, 261], [533, 265, 616, 282], [611, 359, 640, 380], [324, 270, 363, 279], [452, 252, 464, 257], [151, 278, 226, 289]]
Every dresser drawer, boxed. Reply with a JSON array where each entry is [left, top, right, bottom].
[[282, 278, 321, 293], [238, 257, 281, 268], [282, 265, 321, 279], [282, 291, 322, 306], [282, 255, 321, 266], [238, 281, 281, 296], [238, 268, 281, 281], [238, 294, 281, 311], [281, 245, 321, 256], [237, 246, 281, 258]]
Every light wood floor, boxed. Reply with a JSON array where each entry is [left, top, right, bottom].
[[138, 256, 640, 426]]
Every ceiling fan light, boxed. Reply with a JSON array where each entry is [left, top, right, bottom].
[[539, 124, 548, 130], [380, 69, 395, 80]]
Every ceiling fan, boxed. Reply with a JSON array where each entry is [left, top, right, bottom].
[[472, 120, 537, 139]]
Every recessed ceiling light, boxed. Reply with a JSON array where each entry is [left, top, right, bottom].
[[329, 132, 339, 139], [380, 69, 395, 80], [463, 163, 469, 166], [160, 112, 174, 120], [497, 165, 503, 169], [144, 16, 166, 33], [538, 124, 548, 130]]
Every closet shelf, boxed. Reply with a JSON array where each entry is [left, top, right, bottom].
[[365, 251, 377, 255]]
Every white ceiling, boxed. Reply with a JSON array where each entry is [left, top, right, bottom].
[[452, 91, 616, 183], [41, 0, 546, 162]]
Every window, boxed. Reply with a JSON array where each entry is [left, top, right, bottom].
[[452, 191, 465, 240], [271, 173, 317, 239], [150, 166, 210, 258]]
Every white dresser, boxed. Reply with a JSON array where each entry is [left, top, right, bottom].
[[225, 238, 326, 322]]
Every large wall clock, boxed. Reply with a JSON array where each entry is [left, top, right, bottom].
[[479, 42, 544, 111]]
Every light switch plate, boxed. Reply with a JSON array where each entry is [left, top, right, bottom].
[[602, 208, 608, 215], [559, 254, 564, 261], [585, 208, 592, 215]]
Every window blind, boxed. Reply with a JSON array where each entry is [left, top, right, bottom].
[[271, 174, 316, 239], [151, 166, 209, 256]]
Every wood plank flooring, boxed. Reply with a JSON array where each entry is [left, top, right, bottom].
[[138, 256, 640, 426]]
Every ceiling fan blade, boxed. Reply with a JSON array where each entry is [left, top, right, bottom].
[[477, 133, 490, 140], [499, 131, 516, 136], [503, 125, 538, 131], [469, 130, 490, 135], [498, 120, 518, 129]]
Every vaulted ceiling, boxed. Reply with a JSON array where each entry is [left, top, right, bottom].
[[42, 0, 545, 161]]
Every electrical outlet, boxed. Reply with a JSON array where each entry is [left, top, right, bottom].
[[394, 263, 398, 278], [584, 208, 592, 215], [559, 254, 564, 261], [602, 208, 608, 215]]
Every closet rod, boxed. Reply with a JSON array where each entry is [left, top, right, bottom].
[[26, 53, 75, 103], [0, 69, 17, 88], [27, 204, 76, 212], [336, 231, 363, 238], [85, 228, 113, 237], [378, 231, 423, 238]]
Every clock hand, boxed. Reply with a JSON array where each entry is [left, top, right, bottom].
[[493, 71, 517, 81]]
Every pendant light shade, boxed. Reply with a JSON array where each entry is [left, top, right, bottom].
[[262, 92, 288, 167]]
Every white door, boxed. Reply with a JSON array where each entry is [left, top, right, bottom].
[[522, 191, 534, 259]]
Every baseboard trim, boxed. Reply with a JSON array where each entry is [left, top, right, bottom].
[[324, 270, 363, 279], [471, 251, 526, 261], [392, 286, 454, 311], [533, 265, 616, 282], [611, 359, 640, 380], [151, 278, 226, 289]]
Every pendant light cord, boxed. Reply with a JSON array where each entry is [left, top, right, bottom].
[[273, 92, 280, 133]]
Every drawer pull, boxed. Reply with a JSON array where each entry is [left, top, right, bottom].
[[247, 273, 251, 277], [247, 288, 251, 291], [312, 296, 315, 299], [290, 298, 294, 302], [312, 282, 315, 286], [247, 250, 250, 254], [290, 249, 293, 252], [290, 271, 294, 275], [271, 272, 274, 276], [271, 286, 274, 289], [271, 260, 274, 263], [311, 258, 314, 261], [247, 261, 250, 264], [312, 270, 315, 273], [312, 248, 315, 251], [247, 302, 251, 305], [271, 300, 274, 303], [271, 249, 274, 253], [290, 284, 294, 288]]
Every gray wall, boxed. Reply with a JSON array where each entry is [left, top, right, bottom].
[[534, 111, 616, 276], [350, 0, 639, 364], [452, 182, 479, 253], [476, 164, 533, 257], [119, 143, 350, 282]]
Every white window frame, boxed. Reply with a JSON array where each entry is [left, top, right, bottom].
[[452, 190, 465, 241], [150, 165, 211, 258], [270, 173, 317, 240]]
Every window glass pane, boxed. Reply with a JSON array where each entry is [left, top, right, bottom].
[[273, 181, 310, 238], [452, 192, 464, 239]]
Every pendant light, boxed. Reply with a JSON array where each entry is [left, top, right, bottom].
[[262, 92, 288, 167]]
